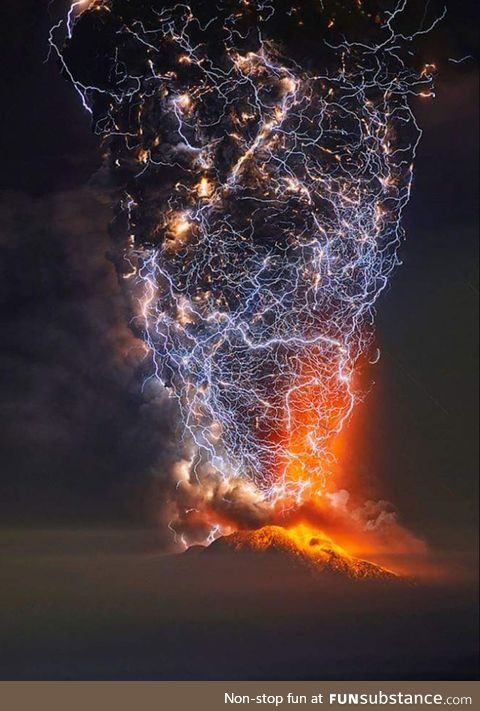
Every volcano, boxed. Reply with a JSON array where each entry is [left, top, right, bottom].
[[194, 525, 397, 581]]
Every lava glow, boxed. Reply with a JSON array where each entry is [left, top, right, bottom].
[[51, 1, 439, 551], [214, 524, 398, 579], [273, 361, 350, 506]]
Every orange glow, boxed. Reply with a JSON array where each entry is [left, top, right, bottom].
[[280, 77, 297, 94], [260, 358, 428, 576], [163, 213, 193, 250], [214, 524, 397, 579], [196, 176, 214, 199], [71, 0, 105, 16], [171, 213, 191, 237], [176, 93, 193, 111], [421, 63, 437, 76], [272, 357, 351, 503], [283, 522, 348, 557]]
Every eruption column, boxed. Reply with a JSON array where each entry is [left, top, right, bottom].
[[50, 0, 438, 538]]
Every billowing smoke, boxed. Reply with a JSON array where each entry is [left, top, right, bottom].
[[50, 1, 438, 546]]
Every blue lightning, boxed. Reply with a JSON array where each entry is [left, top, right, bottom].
[[50, 0, 438, 542]]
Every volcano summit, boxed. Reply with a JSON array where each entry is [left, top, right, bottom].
[[194, 525, 397, 581]]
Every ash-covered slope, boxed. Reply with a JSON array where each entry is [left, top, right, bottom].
[[201, 525, 397, 581]]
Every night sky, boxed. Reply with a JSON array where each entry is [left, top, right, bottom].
[[0, 0, 478, 559]]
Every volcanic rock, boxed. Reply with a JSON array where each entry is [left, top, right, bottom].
[[203, 525, 397, 581]]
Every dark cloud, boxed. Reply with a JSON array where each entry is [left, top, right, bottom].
[[0, 180, 179, 521]]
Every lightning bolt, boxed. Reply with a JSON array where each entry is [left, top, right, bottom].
[[50, 0, 439, 542]]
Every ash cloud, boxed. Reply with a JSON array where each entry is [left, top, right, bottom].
[[146, 453, 426, 562], [0, 0, 476, 574], [0, 180, 180, 523], [41, 0, 440, 553], [276, 489, 428, 571]]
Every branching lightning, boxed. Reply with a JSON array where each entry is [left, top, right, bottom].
[[50, 0, 438, 538]]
